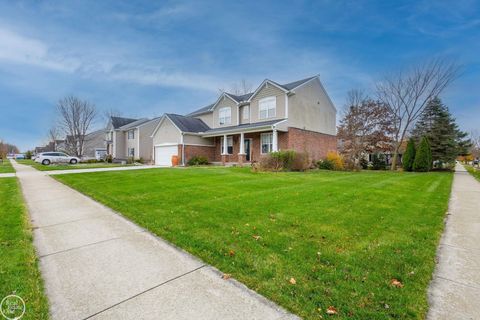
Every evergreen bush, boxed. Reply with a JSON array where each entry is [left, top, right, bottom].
[[413, 137, 432, 172]]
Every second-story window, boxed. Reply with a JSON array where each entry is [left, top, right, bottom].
[[128, 130, 135, 139], [219, 107, 231, 125], [259, 97, 276, 119], [242, 106, 249, 120]]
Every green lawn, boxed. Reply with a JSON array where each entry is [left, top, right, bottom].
[[16, 159, 133, 171], [0, 178, 49, 319], [0, 159, 14, 173], [465, 165, 480, 182], [55, 168, 452, 319]]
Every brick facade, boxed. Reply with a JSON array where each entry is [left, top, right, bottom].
[[286, 127, 337, 161], [208, 128, 335, 165], [180, 144, 216, 164]]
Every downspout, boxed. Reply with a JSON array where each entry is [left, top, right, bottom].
[[181, 132, 185, 166]]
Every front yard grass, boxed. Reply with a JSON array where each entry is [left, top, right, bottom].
[[465, 164, 480, 182], [0, 178, 49, 319], [55, 168, 453, 319], [0, 159, 14, 173], [16, 159, 134, 171]]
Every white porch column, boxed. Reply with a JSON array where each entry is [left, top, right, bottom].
[[239, 132, 245, 154], [222, 134, 228, 155], [272, 129, 278, 152]]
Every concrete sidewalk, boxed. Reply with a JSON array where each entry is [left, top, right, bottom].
[[12, 161, 298, 320], [427, 163, 480, 319]]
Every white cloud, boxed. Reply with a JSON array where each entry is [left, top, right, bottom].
[[0, 26, 221, 92]]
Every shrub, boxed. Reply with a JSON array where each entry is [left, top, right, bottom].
[[127, 157, 135, 164], [317, 159, 334, 170], [360, 157, 368, 169], [291, 152, 310, 171], [402, 138, 416, 172], [105, 154, 113, 163], [413, 137, 432, 172], [187, 156, 209, 166], [270, 150, 297, 171], [135, 158, 145, 164], [372, 153, 387, 170], [326, 151, 344, 170], [83, 159, 98, 164], [257, 150, 309, 172]]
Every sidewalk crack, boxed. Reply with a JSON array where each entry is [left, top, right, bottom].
[[81, 265, 206, 320]]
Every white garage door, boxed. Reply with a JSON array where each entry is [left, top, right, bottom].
[[155, 145, 178, 166]]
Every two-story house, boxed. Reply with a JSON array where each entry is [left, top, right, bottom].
[[151, 76, 337, 166], [105, 116, 161, 162]]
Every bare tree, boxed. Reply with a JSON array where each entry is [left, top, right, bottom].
[[102, 108, 123, 123], [56, 96, 97, 157], [219, 79, 253, 95], [470, 130, 480, 159], [376, 58, 460, 170], [48, 126, 61, 151]]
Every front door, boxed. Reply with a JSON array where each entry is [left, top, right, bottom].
[[244, 139, 251, 161]]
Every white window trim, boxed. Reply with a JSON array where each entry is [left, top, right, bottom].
[[218, 107, 232, 126], [260, 133, 273, 154], [128, 130, 135, 140], [258, 96, 276, 120], [221, 136, 233, 155], [242, 105, 250, 121]]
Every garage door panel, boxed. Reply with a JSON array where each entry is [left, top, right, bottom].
[[155, 145, 178, 166]]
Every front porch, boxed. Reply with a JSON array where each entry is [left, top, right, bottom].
[[207, 129, 288, 165]]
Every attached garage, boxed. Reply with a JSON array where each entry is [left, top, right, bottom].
[[154, 145, 178, 166]]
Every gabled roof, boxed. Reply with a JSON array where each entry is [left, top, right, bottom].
[[280, 76, 318, 90], [186, 103, 215, 117], [111, 116, 138, 129], [187, 76, 319, 115], [118, 118, 149, 130], [166, 114, 211, 133]]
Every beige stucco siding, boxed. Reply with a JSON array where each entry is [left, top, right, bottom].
[[183, 134, 214, 146], [249, 84, 286, 123], [114, 131, 126, 158], [212, 96, 238, 129], [287, 78, 336, 135], [152, 117, 182, 145], [125, 129, 137, 158], [138, 118, 160, 161], [193, 113, 213, 128]]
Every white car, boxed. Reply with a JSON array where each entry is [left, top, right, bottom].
[[35, 152, 80, 165]]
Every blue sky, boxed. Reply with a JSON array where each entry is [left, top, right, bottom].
[[0, 0, 479, 151]]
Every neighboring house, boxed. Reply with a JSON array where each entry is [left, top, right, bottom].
[[105, 116, 161, 162], [82, 129, 107, 160], [151, 76, 337, 166]]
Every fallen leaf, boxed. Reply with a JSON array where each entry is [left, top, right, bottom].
[[222, 273, 231, 280], [252, 235, 261, 241], [228, 250, 235, 257], [326, 306, 338, 315], [289, 277, 296, 285], [390, 278, 404, 288]]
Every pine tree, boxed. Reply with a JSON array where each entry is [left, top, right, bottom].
[[411, 97, 470, 167], [413, 137, 432, 172], [402, 138, 416, 171]]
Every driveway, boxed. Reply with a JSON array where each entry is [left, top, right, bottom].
[[427, 163, 480, 319], [12, 161, 298, 320]]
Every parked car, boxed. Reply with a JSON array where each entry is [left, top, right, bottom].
[[15, 154, 25, 159], [35, 152, 80, 165]]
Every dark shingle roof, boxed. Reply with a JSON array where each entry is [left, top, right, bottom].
[[187, 76, 317, 116], [111, 116, 138, 129], [166, 114, 211, 133], [280, 76, 317, 90], [118, 118, 150, 130]]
